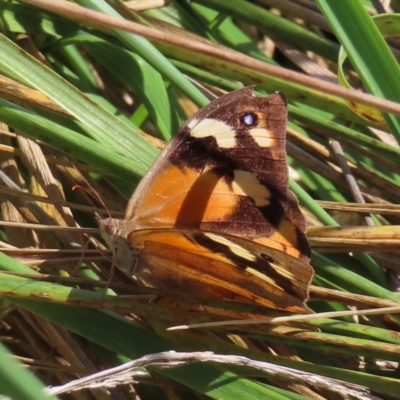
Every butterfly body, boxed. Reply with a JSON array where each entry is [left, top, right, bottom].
[[99, 87, 313, 314]]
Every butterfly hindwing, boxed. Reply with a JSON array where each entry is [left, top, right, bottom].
[[128, 229, 313, 313]]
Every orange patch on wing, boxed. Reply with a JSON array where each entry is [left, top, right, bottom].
[[254, 219, 301, 259], [130, 230, 236, 267], [136, 165, 239, 228]]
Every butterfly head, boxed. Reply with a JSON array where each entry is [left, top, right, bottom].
[[97, 215, 121, 251]]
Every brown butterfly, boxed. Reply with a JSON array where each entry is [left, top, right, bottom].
[[99, 87, 314, 314]]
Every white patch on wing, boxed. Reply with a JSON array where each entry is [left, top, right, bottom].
[[203, 232, 257, 262], [190, 118, 237, 148], [231, 170, 271, 207], [246, 267, 281, 288], [248, 128, 276, 147]]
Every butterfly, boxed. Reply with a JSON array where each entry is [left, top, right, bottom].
[[99, 87, 314, 315]]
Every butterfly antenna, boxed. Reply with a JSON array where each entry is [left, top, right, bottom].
[[72, 184, 112, 219]]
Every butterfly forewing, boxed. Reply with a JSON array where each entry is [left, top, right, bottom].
[[124, 87, 310, 262]]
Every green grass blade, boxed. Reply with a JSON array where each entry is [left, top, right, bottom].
[[316, 0, 400, 142], [64, 32, 172, 140], [0, 1, 78, 36], [77, 0, 209, 107], [0, 342, 59, 400], [291, 181, 388, 287], [0, 98, 147, 180], [191, 0, 339, 61], [289, 105, 400, 165], [0, 32, 159, 165], [312, 253, 396, 301]]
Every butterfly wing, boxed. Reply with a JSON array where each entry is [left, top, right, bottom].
[[128, 229, 313, 313], [125, 87, 310, 262]]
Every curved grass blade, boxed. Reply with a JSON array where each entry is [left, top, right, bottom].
[[0, 342, 59, 400], [316, 0, 400, 142], [0, 98, 147, 181], [77, 0, 209, 108], [62, 32, 172, 140], [0, 32, 159, 165]]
